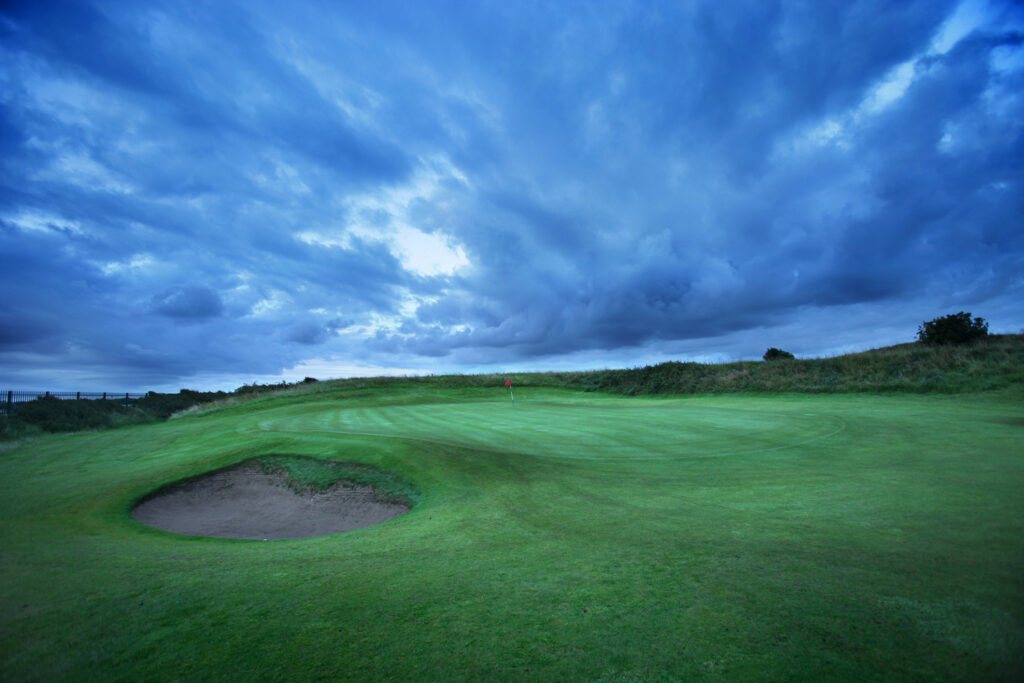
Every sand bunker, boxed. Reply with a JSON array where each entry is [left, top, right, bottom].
[[132, 461, 409, 540]]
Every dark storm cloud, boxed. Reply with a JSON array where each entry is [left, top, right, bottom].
[[1, 0, 1022, 389], [0, 312, 54, 346], [151, 286, 224, 320], [286, 318, 350, 346], [374, 0, 1023, 361]]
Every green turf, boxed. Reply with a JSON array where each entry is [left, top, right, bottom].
[[2, 386, 1023, 680]]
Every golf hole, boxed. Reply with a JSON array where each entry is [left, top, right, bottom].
[[131, 457, 412, 540]]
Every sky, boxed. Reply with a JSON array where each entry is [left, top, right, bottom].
[[1, 0, 1022, 392]]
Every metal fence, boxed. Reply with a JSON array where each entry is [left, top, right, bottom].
[[1, 390, 147, 416]]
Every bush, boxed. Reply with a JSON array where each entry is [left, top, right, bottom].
[[763, 347, 795, 361], [135, 389, 229, 419], [234, 381, 291, 395], [9, 395, 137, 433], [917, 312, 989, 346]]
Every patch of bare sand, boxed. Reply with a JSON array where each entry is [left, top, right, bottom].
[[131, 462, 409, 540]]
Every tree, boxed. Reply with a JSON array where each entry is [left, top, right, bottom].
[[916, 312, 989, 345], [763, 347, 795, 361]]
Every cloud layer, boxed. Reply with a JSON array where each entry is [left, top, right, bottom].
[[1, 0, 1022, 390]]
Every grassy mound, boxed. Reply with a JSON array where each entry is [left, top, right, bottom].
[[215, 334, 1024, 405]]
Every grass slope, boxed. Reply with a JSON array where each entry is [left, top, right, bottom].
[[504, 333, 1024, 395], [2, 382, 1023, 681], [182, 335, 1024, 410], [552, 334, 1024, 394]]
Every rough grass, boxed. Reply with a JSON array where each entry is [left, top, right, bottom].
[[181, 335, 1024, 419], [256, 454, 421, 506], [1, 384, 1022, 680], [533, 333, 1024, 395]]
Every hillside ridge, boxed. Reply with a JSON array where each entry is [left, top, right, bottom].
[[5, 335, 1021, 437], [271, 334, 1024, 399]]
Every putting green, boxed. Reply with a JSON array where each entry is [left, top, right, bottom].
[[257, 397, 846, 461], [1, 387, 1022, 680]]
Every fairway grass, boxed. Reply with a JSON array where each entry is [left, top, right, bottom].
[[1, 387, 1022, 680]]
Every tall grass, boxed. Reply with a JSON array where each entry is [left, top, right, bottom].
[[296, 334, 1022, 397], [501, 334, 1024, 395]]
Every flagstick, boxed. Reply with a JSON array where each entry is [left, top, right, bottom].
[[509, 386, 514, 402]]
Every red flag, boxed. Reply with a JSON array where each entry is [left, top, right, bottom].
[[505, 380, 512, 387]]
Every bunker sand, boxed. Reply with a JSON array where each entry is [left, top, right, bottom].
[[132, 462, 409, 540]]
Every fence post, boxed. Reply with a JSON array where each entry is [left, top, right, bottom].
[[6, 391, 11, 415], [102, 392, 106, 400], [124, 392, 129, 407], [76, 392, 81, 400]]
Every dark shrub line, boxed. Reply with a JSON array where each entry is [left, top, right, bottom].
[[0, 388, 230, 439]]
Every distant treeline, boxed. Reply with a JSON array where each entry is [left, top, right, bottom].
[[0, 378, 319, 439]]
